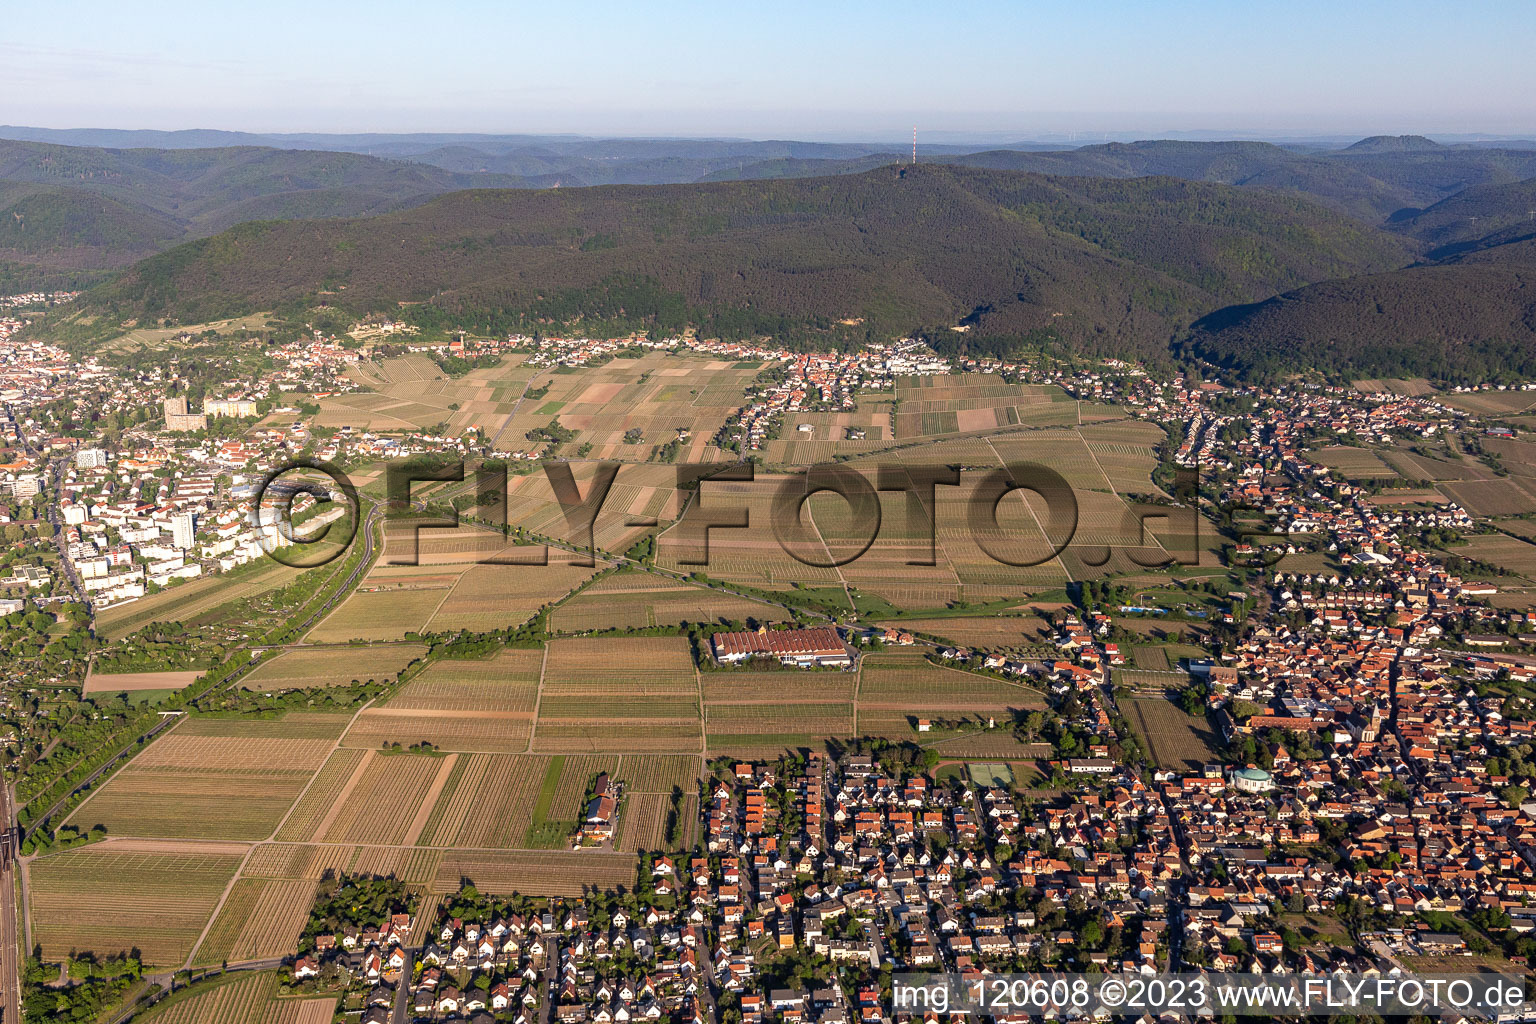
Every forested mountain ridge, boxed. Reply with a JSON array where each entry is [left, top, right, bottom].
[[938, 140, 1536, 222], [0, 139, 527, 283], [1187, 246, 1536, 383], [1389, 178, 1536, 254], [13, 132, 1536, 381], [72, 164, 1411, 362]]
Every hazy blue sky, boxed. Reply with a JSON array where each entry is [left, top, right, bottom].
[[5, 0, 1532, 138]]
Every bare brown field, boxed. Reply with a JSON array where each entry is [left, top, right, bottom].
[[856, 649, 1046, 737], [242, 842, 440, 883], [471, 352, 757, 454], [926, 733, 1052, 758], [68, 766, 314, 840], [1453, 534, 1536, 577], [94, 561, 306, 639], [432, 849, 638, 895], [30, 845, 245, 966], [699, 673, 855, 746], [1482, 435, 1536, 474], [620, 754, 701, 794], [706, 702, 853, 737], [305, 587, 449, 642], [242, 644, 427, 690], [1352, 377, 1436, 396], [1367, 489, 1450, 505], [274, 749, 369, 842], [880, 615, 1052, 648], [131, 732, 336, 771], [653, 475, 849, 589], [1383, 449, 1488, 482], [68, 725, 336, 840], [1443, 390, 1536, 416], [343, 707, 533, 752], [700, 671, 856, 703], [261, 997, 339, 1024], [544, 754, 613, 813], [388, 648, 543, 711], [551, 576, 775, 633], [176, 713, 354, 739], [617, 792, 669, 852], [243, 842, 357, 879], [890, 375, 1079, 438], [83, 669, 202, 694], [404, 754, 460, 843], [141, 972, 280, 1024], [1495, 519, 1536, 540], [1307, 446, 1399, 479], [853, 582, 963, 611]]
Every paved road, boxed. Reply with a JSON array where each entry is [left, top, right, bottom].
[[43, 456, 86, 603], [391, 947, 418, 1023], [1, 786, 20, 1024]]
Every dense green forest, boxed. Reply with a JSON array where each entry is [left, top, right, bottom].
[[944, 137, 1536, 222], [1187, 256, 1536, 382], [10, 131, 1536, 381], [66, 164, 1411, 363], [0, 139, 528, 280]]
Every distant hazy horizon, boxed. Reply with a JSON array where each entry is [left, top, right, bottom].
[[3, 125, 1534, 152], [3, 0, 1532, 139]]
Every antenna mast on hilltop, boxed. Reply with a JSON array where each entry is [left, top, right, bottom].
[[912, 127, 917, 164]]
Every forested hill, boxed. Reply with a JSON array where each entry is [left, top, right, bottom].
[[1186, 249, 1536, 383], [937, 140, 1536, 222], [75, 164, 1412, 361], [0, 139, 526, 286], [1389, 177, 1536, 255]]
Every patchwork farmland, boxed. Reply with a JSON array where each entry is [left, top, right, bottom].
[[534, 638, 703, 752], [341, 648, 543, 752], [65, 716, 344, 841], [30, 843, 247, 966], [240, 644, 427, 690]]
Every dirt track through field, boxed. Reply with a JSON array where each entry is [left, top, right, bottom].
[[309, 751, 374, 839], [404, 754, 459, 845]]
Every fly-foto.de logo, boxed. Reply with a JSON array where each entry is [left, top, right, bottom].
[[248, 456, 1219, 575]]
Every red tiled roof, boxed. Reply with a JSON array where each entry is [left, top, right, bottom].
[[711, 628, 844, 658]]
